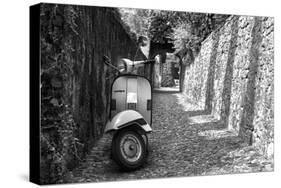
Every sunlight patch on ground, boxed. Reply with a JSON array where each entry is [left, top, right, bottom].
[[188, 114, 219, 125], [173, 93, 203, 112], [153, 86, 179, 93], [198, 129, 238, 140]]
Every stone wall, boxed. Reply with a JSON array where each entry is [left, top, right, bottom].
[[183, 35, 214, 109], [228, 16, 255, 133], [211, 19, 233, 120], [182, 15, 274, 156], [40, 3, 146, 183], [68, 5, 147, 146], [251, 17, 274, 158], [161, 53, 176, 87]]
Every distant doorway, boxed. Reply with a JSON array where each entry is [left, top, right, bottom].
[[153, 53, 181, 93]]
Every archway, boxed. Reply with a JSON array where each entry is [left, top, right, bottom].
[[152, 53, 182, 92], [147, 40, 184, 92]]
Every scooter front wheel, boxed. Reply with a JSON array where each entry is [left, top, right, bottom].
[[112, 129, 147, 171]]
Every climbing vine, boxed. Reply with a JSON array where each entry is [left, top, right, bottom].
[[40, 4, 84, 183]]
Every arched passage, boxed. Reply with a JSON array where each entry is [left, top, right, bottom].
[[147, 40, 185, 92]]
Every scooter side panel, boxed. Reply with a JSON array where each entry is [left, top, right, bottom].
[[111, 77, 127, 118], [137, 77, 152, 125]]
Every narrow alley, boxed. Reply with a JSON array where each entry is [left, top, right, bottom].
[[67, 92, 271, 183]]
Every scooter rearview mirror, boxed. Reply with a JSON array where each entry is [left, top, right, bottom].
[[117, 58, 132, 73]]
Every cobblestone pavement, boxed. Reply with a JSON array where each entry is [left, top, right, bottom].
[[66, 93, 273, 183]]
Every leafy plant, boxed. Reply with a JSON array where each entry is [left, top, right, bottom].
[[119, 8, 229, 57], [40, 4, 84, 183]]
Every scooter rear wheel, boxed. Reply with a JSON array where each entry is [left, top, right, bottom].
[[112, 129, 147, 171]]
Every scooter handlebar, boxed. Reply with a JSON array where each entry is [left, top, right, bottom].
[[118, 58, 155, 73]]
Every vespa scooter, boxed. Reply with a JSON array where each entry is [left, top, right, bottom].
[[103, 57, 155, 171]]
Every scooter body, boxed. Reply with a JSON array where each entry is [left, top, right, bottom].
[[105, 73, 153, 170], [105, 74, 152, 133], [104, 110, 152, 133]]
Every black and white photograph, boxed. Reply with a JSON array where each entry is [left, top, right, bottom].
[[29, 1, 274, 186]]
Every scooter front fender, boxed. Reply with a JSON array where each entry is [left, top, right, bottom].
[[105, 110, 152, 133]]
